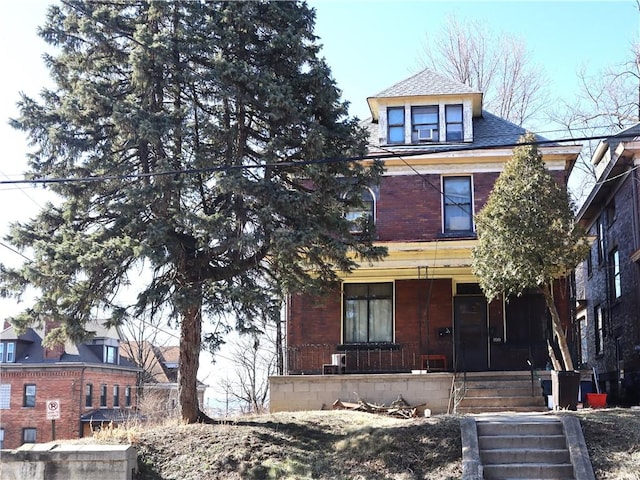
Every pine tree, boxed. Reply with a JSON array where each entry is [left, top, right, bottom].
[[1, 1, 385, 422], [471, 133, 589, 371]]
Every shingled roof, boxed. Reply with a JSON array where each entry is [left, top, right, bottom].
[[370, 68, 480, 98]]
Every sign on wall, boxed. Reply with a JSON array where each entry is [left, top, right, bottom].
[[46, 399, 61, 420]]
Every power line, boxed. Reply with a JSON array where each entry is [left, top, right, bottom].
[[0, 131, 636, 187]]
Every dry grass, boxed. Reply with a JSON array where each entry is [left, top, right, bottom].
[[83, 408, 640, 479], [132, 411, 462, 480]]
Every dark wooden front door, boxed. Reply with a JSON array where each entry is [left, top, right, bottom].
[[454, 296, 488, 371]]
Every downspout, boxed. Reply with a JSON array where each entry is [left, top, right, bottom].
[[631, 163, 640, 352]]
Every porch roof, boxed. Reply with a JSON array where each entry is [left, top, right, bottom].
[[342, 239, 478, 281]]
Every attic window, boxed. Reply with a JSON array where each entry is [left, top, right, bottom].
[[445, 105, 463, 141], [104, 345, 118, 364], [387, 107, 405, 144], [412, 106, 439, 142], [0, 342, 16, 363]]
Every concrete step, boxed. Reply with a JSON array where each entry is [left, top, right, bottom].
[[458, 396, 546, 408], [464, 386, 540, 397], [481, 448, 571, 465], [477, 420, 563, 436], [457, 405, 547, 414], [483, 462, 574, 479], [479, 434, 567, 450]]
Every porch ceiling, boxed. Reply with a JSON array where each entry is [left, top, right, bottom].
[[342, 240, 477, 281]]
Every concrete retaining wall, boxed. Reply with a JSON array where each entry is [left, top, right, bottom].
[[0, 443, 137, 480], [270, 372, 454, 413]]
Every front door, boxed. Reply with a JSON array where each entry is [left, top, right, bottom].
[[454, 296, 488, 371]]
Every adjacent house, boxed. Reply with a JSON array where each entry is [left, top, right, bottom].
[[574, 124, 640, 405], [285, 69, 582, 378], [120, 341, 206, 416], [0, 320, 139, 449]]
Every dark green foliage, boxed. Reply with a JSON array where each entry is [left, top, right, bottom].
[[1, 1, 385, 420]]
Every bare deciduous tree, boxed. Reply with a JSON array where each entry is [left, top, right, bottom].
[[548, 43, 640, 204], [420, 15, 548, 127]]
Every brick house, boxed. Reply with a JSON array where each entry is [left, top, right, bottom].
[[285, 69, 582, 376], [574, 125, 640, 404], [120, 341, 205, 415], [0, 320, 139, 449]]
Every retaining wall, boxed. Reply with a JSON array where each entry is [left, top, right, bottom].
[[0, 443, 137, 480], [269, 372, 454, 413]]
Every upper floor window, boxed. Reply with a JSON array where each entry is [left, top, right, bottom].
[[100, 384, 107, 407], [412, 106, 439, 142], [442, 176, 473, 233], [0, 428, 4, 449], [85, 383, 93, 408], [445, 105, 463, 141], [23, 384, 36, 408], [125, 386, 132, 407], [611, 249, 621, 300], [344, 283, 393, 343], [0, 341, 16, 363], [113, 385, 120, 407], [586, 245, 593, 277], [597, 216, 605, 264], [345, 187, 375, 233], [104, 345, 118, 364], [387, 107, 405, 144], [0, 384, 11, 409]]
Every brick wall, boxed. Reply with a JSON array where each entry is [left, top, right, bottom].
[[0, 366, 137, 449]]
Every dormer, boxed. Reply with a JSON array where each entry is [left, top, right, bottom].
[[87, 337, 120, 365], [366, 69, 482, 146]]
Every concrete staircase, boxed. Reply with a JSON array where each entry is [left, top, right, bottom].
[[454, 371, 546, 414], [476, 415, 574, 479]]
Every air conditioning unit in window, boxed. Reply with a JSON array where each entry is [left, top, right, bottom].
[[331, 353, 346, 374], [417, 128, 435, 141]]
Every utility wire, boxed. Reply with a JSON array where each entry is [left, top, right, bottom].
[[0, 131, 636, 187]]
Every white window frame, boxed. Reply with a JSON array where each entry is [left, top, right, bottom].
[[5, 342, 15, 363], [0, 384, 11, 409], [387, 106, 405, 144], [442, 175, 474, 233], [23, 384, 36, 408]]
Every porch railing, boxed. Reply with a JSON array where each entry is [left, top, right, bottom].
[[286, 343, 423, 375]]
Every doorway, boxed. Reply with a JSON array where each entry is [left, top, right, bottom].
[[454, 295, 488, 371]]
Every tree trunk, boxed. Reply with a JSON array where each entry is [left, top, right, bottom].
[[178, 300, 202, 423], [541, 282, 574, 371]]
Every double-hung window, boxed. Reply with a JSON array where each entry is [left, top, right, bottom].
[[445, 104, 463, 141], [344, 283, 393, 343], [443, 176, 473, 233], [100, 384, 107, 407], [345, 187, 375, 233], [23, 384, 36, 408], [104, 345, 117, 364], [22, 428, 36, 444], [125, 386, 132, 407], [610, 249, 621, 300], [113, 385, 120, 407], [1, 342, 16, 363], [412, 106, 438, 142], [387, 107, 405, 144], [85, 383, 93, 407], [595, 305, 605, 355]]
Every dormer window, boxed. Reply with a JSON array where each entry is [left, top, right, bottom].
[[387, 107, 405, 144], [412, 106, 439, 142], [104, 345, 118, 364], [445, 105, 463, 141], [0, 342, 16, 363]]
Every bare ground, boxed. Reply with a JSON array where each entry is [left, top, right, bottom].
[[96, 408, 640, 479]]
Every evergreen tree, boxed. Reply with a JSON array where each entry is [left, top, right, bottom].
[[471, 133, 588, 371], [1, 1, 385, 422]]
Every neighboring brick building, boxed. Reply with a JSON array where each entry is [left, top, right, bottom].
[[575, 125, 640, 404], [286, 69, 581, 375], [120, 341, 205, 415], [0, 321, 139, 449]]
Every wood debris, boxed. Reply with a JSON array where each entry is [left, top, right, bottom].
[[331, 394, 429, 418]]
